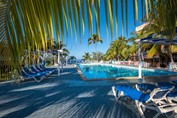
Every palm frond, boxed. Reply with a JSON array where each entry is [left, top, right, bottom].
[[121, 0, 124, 36], [147, 45, 158, 58]]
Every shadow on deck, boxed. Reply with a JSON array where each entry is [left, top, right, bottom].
[[0, 65, 167, 118]]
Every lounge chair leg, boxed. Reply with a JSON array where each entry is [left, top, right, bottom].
[[112, 86, 122, 101], [112, 86, 117, 98], [164, 110, 177, 118], [33, 77, 44, 83], [168, 112, 177, 118], [135, 101, 145, 118], [153, 112, 161, 118]]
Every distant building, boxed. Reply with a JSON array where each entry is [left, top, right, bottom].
[[68, 59, 85, 64], [135, 22, 149, 32]]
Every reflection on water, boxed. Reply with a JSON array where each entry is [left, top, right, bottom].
[[85, 67, 90, 72], [79, 64, 177, 79]]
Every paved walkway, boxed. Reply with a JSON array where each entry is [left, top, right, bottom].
[[0, 65, 167, 118]]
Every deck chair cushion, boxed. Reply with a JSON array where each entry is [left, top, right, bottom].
[[115, 85, 150, 102], [136, 83, 156, 92]]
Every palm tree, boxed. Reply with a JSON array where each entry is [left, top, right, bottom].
[[121, 45, 130, 60], [53, 41, 69, 57], [88, 34, 102, 62], [88, 34, 103, 50], [68, 56, 77, 63], [136, 21, 177, 66], [69, 56, 76, 60], [47, 41, 69, 65], [82, 52, 91, 62], [104, 49, 115, 61], [126, 37, 138, 59], [105, 36, 127, 61], [92, 51, 104, 62]]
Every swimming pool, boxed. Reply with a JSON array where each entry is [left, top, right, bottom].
[[78, 64, 177, 79]]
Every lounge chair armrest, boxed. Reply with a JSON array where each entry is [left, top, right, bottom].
[[135, 83, 156, 93], [149, 86, 175, 102], [149, 88, 159, 101], [112, 86, 117, 97]]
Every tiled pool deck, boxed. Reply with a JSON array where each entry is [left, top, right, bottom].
[[0, 65, 171, 118]]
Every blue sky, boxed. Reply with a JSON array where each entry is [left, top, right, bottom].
[[62, 0, 143, 59]]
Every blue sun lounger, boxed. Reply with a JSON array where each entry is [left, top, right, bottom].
[[135, 82, 177, 117], [21, 67, 48, 82], [35, 65, 54, 73], [39, 64, 55, 72], [172, 80, 177, 84], [30, 66, 52, 75], [136, 82, 177, 103], [157, 82, 177, 89], [135, 83, 157, 93], [112, 84, 176, 118]]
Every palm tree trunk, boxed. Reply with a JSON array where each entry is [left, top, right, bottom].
[[169, 46, 174, 64], [159, 56, 161, 67], [141, 52, 144, 61], [116, 56, 119, 61], [169, 52, 174, 63], [53, 54, 55, 65], [95, 44, 98, 62]]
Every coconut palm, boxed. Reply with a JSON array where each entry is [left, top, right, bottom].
[[88, 34, 103, 51], [88, 34, 103, 62], [127, 37, 138, 58], [82, 52, 91, 62], [121, 46, 130, 60], [104, 48, 115, 61], [105, 36, 127, 61], [69, 56, 76, 60], [92, 51, 104, 62], [136, 21, 177, 65], [146, 0, 177, 38], [45, 40, 70, 65], [53, 41, 69, 57], [88, 34, 102, 44], [68, 56, 77, 63]]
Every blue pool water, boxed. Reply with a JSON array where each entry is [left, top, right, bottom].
[[78, 64, 177, 79]]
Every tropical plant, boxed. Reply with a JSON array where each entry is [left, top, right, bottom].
[[45, 40, 70, 65], [104, 48, 115, 61], [82, 52, 91, 62], [104, 36, 127, 61], [68, 56, 77, 61], [88, 34, 103, 62], [53, 41, 69, 57], [88, 34, 103, 46], [88, 34, 102, 50], [45, 53, 54, 66], [138, 0, 177, 63], [92, 51, 104, 62], [127, 37, 138, 58], [136, 21, 177, 64], [145, 0, 177, 38]]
